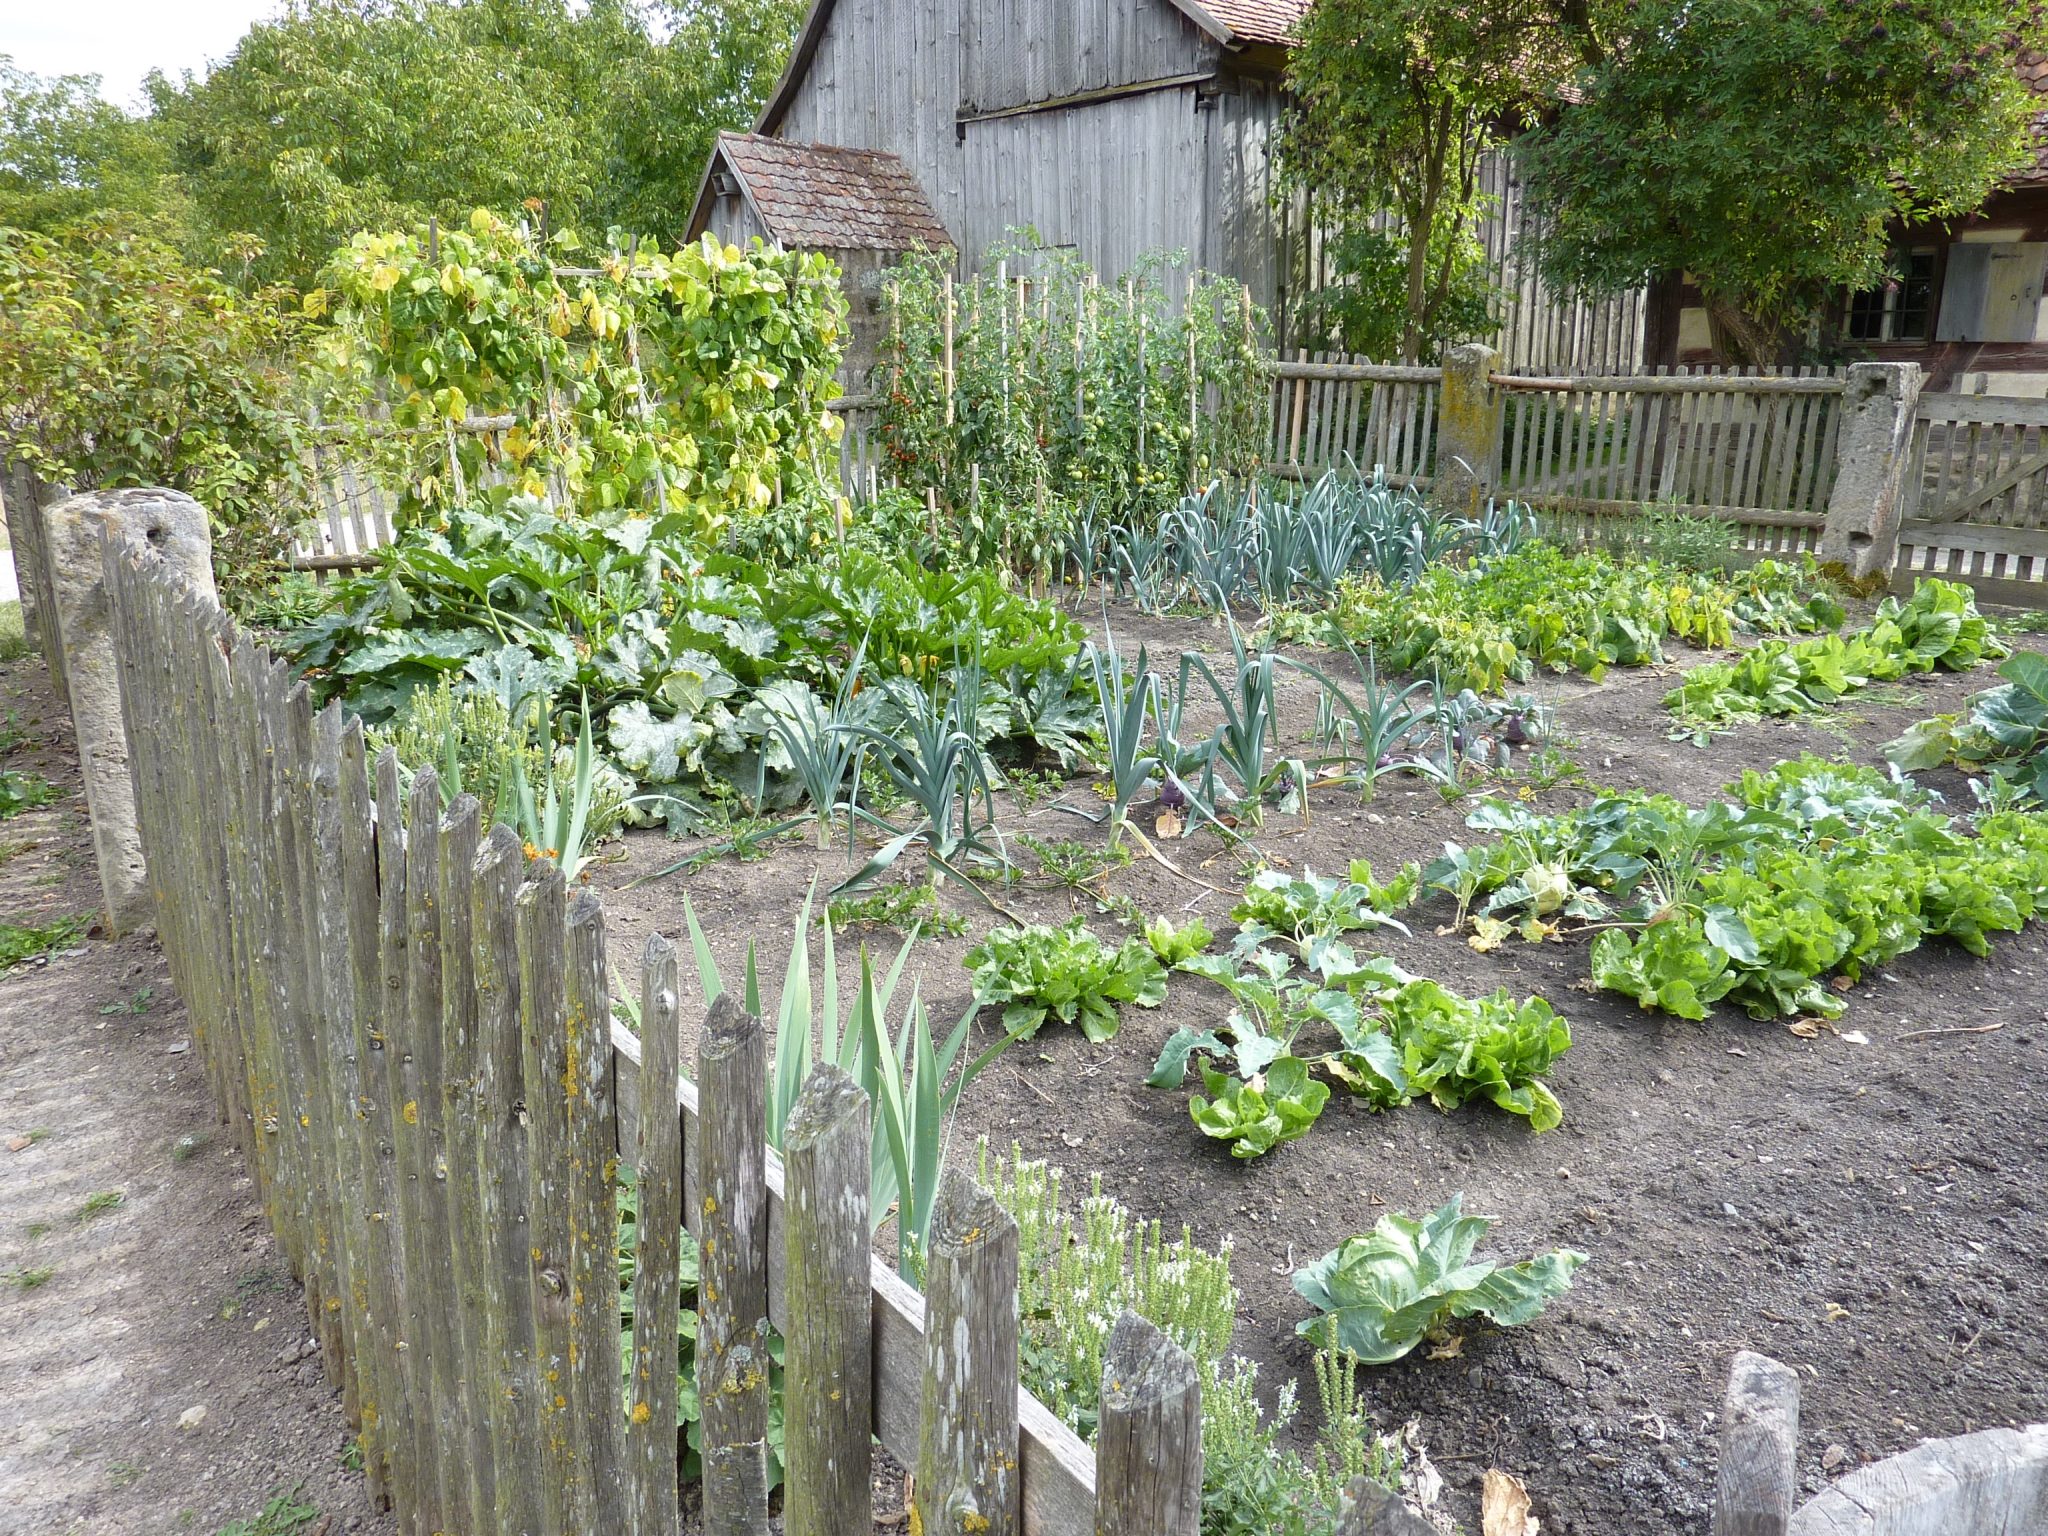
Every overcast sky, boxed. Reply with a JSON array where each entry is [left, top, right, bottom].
[[3, 2, 282, 108]]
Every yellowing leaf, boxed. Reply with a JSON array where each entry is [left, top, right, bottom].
[[1482, 1469, 1539, 1536]]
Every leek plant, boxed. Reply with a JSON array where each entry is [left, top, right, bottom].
[[1288, 639, 1435, 798], [767, 637, 872, 848], [1087, 634, 1163, 845], [1179, 620, 1283, 822], [680, 884, 1014, 1269]]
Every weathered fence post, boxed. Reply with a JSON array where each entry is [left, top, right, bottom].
[[782, 1065, 873, 1536], [1713, 1350, 1800, 1536], [916, 1169, 1021, 1536], [1817, 361, 1923, 587], [1331, 1477, 1439, 1535], [698, 993, 771, 1536], [52, 489, 215, 932], [628, 934, 685, 1536], [1093, 1312, 1200, 1536], [1436, 343, 1502, 518]]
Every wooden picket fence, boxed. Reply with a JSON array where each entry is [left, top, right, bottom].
[[96, 529, 1249, 1536]]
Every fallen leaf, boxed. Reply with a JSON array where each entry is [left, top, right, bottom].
[[1839, 1030, 1870, 1045], [1154, 808, 1183, 840], [6, 1136, 30, 1153], [1787, 1018, 1821, 1038], [1426, 1333, 1465, 1360], [1481, 1468, 1539, 1536], [1825, 1301, 1850, 1323], [1830, 975, 1856, 993], [167, 1040, 190, 1056]]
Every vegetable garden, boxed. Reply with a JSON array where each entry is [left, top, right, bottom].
[[67, 212, 2048, 1534]]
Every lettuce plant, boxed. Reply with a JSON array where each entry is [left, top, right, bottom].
[[1294, 1197, 1585, 1365], [1190, 1058, 1330, 1160], [965, 918, 1167, 1042]]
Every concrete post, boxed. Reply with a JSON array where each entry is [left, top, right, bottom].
[[1436, 343, 1502, 518], [1816, 361, 1923, 588], [45, 487, 217, 936]]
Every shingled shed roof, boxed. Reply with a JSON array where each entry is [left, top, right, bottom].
[[1191, 0, 1306, 46], [708, 133, 954, 252]]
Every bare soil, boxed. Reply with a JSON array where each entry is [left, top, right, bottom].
[[0, 660, 394, 1536], [588, 602, 2048, 1536]]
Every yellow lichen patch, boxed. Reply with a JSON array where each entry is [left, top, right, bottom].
[[402, 1101, 418, 1125], [963, 1515, 990, 1534], [631, 1400, 653, 1425]]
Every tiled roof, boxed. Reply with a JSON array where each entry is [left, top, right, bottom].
[[1196, 0, 1306, 46], [2014, 54, 2048, 186], [716, 133, 953, 251]]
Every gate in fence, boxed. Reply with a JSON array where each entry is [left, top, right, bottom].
[[1896, 391, 2048, 601], [96, 529, 1265, 1536]]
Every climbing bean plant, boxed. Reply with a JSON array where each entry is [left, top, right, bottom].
[[317, 210, 849, 556], [870, 238, 1270, 529]]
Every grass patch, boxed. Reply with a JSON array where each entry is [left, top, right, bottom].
[[213, 1490, 319, 1536], [4, 1265, 53, 1291], [0, 912, 92, 967], [75, 1190, 124, 1223], [171, 1132, 210, 1162], [24, 1221, 51, 1239], [0, 602, 27, 665], [0, 769, 56, 819]]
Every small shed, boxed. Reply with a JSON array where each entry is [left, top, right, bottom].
[[690, 131, 956, 379]]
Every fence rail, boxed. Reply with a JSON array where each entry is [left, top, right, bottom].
[[97, 531, 1220, 1536], [1896, 391, 2048, 599]]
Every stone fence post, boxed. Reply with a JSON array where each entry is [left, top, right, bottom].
[[1436, 343, 1502, 518], [1816, 361, 1923, 588], [2, 457, 66, 696], [45, 488, 217, 936]]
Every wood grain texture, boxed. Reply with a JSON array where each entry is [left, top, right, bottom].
[[697, 993, 771, 1536], [781, 1065, 874, 1536], [1714, 1350, 1800, 1536], [628, 935, 685, 1536], [1093, 1313, 1199, 1536], [916, 1169, 1021, 1536]]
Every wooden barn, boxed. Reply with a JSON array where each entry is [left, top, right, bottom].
[[685, 0, 1647, 372]]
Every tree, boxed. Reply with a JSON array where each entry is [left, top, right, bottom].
[[0, 58, 180, 234], [149, 0, 804, 287], [1521, 0, 2048, 362], [1280, 0, 1590, 362]]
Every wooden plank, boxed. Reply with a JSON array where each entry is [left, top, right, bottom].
[[1268, 361, 1440, 384], [1899, 521, 2048, 559], [371, 748, 425, 1532], [628, 936, 685, 1536], [1499, 372, 1843, 395], [782, 1066, 874, 1536], [1713, 1351, 1799, 1536], [565, 891, 628, 1530], [517, 864, 576, 1536], [1916, 393, 2048, 428], [698, 994, 771, 1536], [472, 827, 543, 1530], [437, 796, 493, 1523], [610, 1025, 1099, 1536], [916, 1171, 1022, 1536]]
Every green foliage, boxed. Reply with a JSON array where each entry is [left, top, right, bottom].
[[212, 1489, 321, 1536], [825, 880, 967, 938], [1294, 1196, 1585, 1365], [1281, 0, 1576, 360], [1666, 579, 2008, 738], [871, 240, 1269, 527], [1523, 0, 2046, 354], [981, 1140, 1417, 1536], [147, 0, 805, 287], [0, 221, 313, 602], [1190, 1057, 1331, 1159], [0, 769, 56, 819], [320, 213, 846, 549], [1294, 543, 1840, 696], [1143, 915, 1214, 966], [1230, 864, 1417, 955], [1885, 651, 2048, 804], [0, 58, 179, 234], [966, 918, 1168, 1043], [0, 911, 92, 968], [1379, 981, 1571, 1132]]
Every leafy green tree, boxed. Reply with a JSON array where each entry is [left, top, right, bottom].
[[1522, 0, 2048, 361], [0, 58, 179, 234], [1281, 0, 1586, 362], [151, 0, 803, 287], [0, 220, 314, 598]]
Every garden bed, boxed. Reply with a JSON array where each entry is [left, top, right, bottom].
[[587, 607, 2048, 1536]]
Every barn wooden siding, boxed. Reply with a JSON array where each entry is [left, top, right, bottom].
[[763, 0, 1641, 365]]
